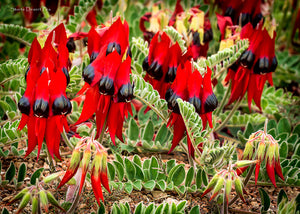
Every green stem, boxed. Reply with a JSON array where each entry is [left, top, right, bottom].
[[215, 82, 231, 116], [0, 115, 21, 126], [0, 136, 27, 147], [247, 181, 297, 187], [0, 33, 31, 46], [214, 99, 242, 132], [0, 91, 17, 96], [45, 145, 55, 172], [229, 164, 255, 206], [62, 129, 74, 150], [0, 74, 23, 85]]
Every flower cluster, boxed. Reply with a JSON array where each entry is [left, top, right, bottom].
[[225, 22, 277, 110], [237, 129, 284, 187], [58, 136, 110, 205], [201, 161, 255, 204], [140, 0, 213, 59], [18, 24, 71, 160], [217, 0, 263, 27], [75, 17, 133, 145], [143, 33, 218, 156]]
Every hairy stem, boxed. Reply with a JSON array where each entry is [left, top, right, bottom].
[[0, 74, 23, 85], [215, 99, 242, 132], [215, 82, 231, 116], [62, 129, 74, 150], [66, 186, 81, 214], [0, 33, 31, 46], [45, 145, 55, 172]]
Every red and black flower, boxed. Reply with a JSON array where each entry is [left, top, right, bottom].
[[75, 17, 133, 145], [18, 23, 72, 160]]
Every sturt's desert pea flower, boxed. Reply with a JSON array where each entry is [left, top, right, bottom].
[[236, 128, 285, 187], [225, 22, 277, 111], [58, 135, 110, 205], [75, 17, 133, 145], [140, 0, 213, 59], [17, 23, 72, 160]]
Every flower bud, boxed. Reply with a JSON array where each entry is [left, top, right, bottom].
[[225, 175, 232, 204], [39, 190, 48, 212], [43, 172, 62, 183], [234, 176, 245, 203], [243, 140, 254, 159], [79, 144, 92, 194], [257, 140, 266, 161], [47, 191, 65, 212], [100, 150, 110, 193], [31, 195, 38, 214], [16, 191, 31, 214], [9, 188, 28, 204], [201, 172, 222, 197], [235, 160, 257, 168], [210, 176, 225, 201]]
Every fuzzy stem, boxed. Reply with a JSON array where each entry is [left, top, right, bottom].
[[66, 186, 81, 214], [215, 99, 242, 132], [223, 192, 228, 214], [62, 129, 74, 150], [45, 145, 55, 172], [229, 164, 255, 206], [0, 74, 23, 85], [215, 82, 231, 116]]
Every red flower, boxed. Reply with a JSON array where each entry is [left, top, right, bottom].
[[18, 24, 71, 160], [75, 18, 133, 145], [225, 22, 276, 111]]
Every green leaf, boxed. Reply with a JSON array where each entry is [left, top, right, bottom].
[[175, 185, 186, 195], [113, 161, 124, 181], [143, 180, 156, 191], [133, 155, 142, 167], [124, 158, 136, 181], [155, 204, 164, 214], [277, 118, 291, 134], [134, 162, 145, 181], [97, 201, 106, 214], [144, 203, 155, 214], [134, 202, 143, 214], [163, 26, 186, 51], [124, 182, 133, 194], [156, 180, 166, 192], [132, 180, 142, 190], [108, 162, 116, 181], [259, 188, 270, 212], [279, 141, 288, 158], [115, 153, 124, 166], [149, 156, 159, 180], [143, 121, 154, 142], [129, 118, 139, 141], [30, 168, 44, 185], [189, 205, 200, 214], [201, 170, 208, 186], [17, 163, 26, 183], [176, 201, 187, 212], [155, 124, 168, 146], [0, 24, 37, 46], [5, 162, 16, 182], [277, 190, 288, 206], [166, 159, 176, 174], [170, 165, 185, 186], [1, 208, 9, 214], [195, 169, 202, 189], [185, 167, 194, 187]]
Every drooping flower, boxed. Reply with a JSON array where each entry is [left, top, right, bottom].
[[75, 17, 133, 145], [237, 128, 285, 187], [58, 136, 110, 205], [225, 22, 277, 111], [18, 23, 72, 160]]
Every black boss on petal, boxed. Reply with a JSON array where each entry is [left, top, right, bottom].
[[252, 13, 263, 28], [67, 38, 76, 53], [90, 52, 99, 63], [165, 88, 180, 114], [224, 7, 235, 21], [25, 66, 30, 81], [33, 99, 49, 118], [117, 83, 134, 102], [99, 76, 114, 95], [270, 56, 278, 72], [62, 67, 70, 85], [127, 46, 132, 58], [18, 96, 31, 115], [148, 61, 163, 80], [106, 42, 121, 56], [240, 50, 255, 68], [204, 93, 218, 113], [189, 96, 201, 114], [253, 57, 269, 74], [240, 13, 251, 26], [82, 65, 95, 85], [40, 67, 46, 75], [142, 56, 149, 72], [203, 29, 213, 43], [165, 67, 177, 83], [193, 31, 201, 46], [52, 96, 72, 115]]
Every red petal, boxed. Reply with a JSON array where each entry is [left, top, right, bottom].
[[91, 167, 104, 205], [266, 158, 276, 187], [275, 158, 284, 181], [168, 114, 186, 154], [24, 116, 38, 158], [100, 170, 111, 193], [255, 161, 260, 185]]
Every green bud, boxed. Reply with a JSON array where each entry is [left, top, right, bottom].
[[91, 150, 102, 175], [66, 177, 76, 185], [31, 195, 38, 214], [16, 192, 31, 214], [234, 176, 244, 202], [266, 143, 276, 161], [274, 143, 280, 160], [206, 173, 221, 190], [225, 176, 232, 203], [9, 188, 28, 204], [101, 151, 108, 172], [70, 148, 82, 169], [243, 141, 254, 159], [82, 147, 92, 170], [39, 190, 48, 212], [47, 191, 65, 212], [43, 172, 62, 183], [212, 176, 225, 195], [235, 160, 257, 168], [257, 141, 266, 161]]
